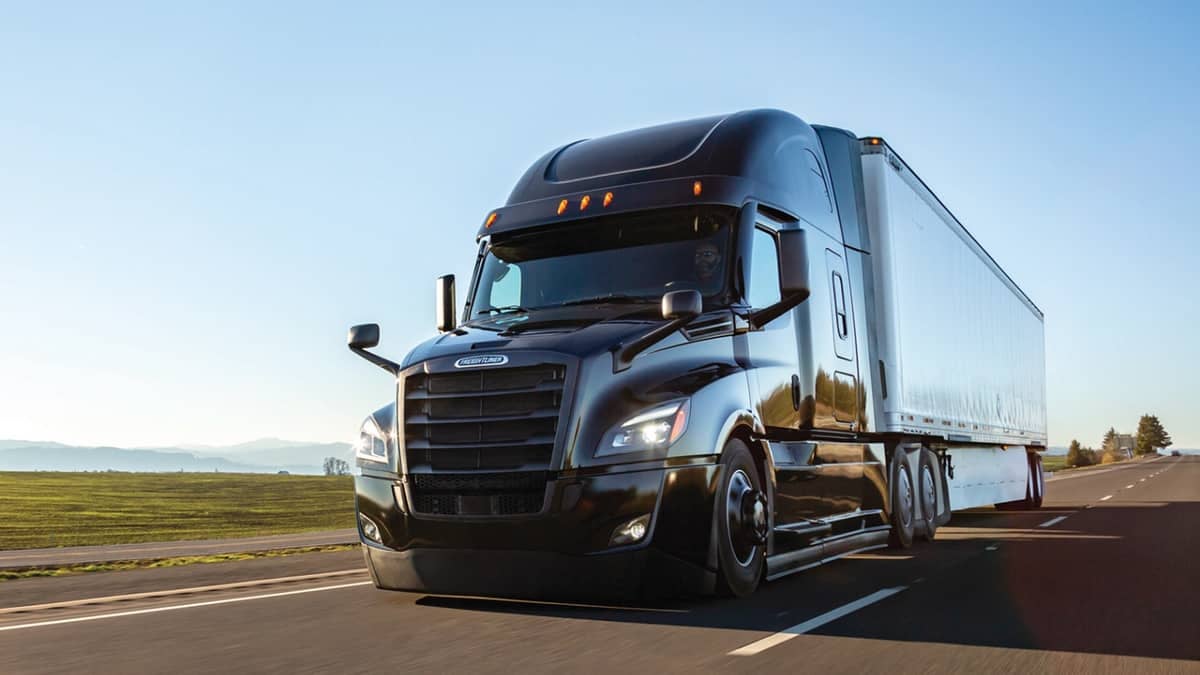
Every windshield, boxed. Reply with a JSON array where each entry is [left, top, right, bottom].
[[469, 206, 735, 319]]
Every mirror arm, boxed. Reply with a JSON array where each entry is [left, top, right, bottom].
[[349, 345, 401, 376], [611, 316, 693, 373], [746, 290, 810, 330]]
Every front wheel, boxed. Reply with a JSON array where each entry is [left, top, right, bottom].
[[715, 438, 766, 597]]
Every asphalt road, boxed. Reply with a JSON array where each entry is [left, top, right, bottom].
[[2, 455, 1197, 673]]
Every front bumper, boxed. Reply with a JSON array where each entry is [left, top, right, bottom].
[[354, 463, 720, 599]]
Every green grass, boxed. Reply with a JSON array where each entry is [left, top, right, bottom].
[[1041, 455, 1069, 472], [0, 472, 356, 550]]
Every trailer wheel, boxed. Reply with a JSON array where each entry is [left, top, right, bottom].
[[1030, 454, 1044, 509], [996, 453, 1041, 511], [916, 449, 939, 542], [888, 453, 915, 549], [715, 438, 766, 598]]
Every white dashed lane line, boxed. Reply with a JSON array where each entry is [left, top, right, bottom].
[[1099, 495, 1113, 501], [729, 587, 907, 656], [1038, 515, 1070, 528]]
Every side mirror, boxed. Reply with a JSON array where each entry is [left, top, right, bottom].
[[436, 274, 456, 333], [347, 323, 380, 349], [777, 229, 810, 300], [346, 323, 399, 375], [747, 229, 811, 329], [661, 289, 702, 320]]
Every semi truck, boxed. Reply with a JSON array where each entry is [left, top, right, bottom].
[[347, 109, 1047, 598]]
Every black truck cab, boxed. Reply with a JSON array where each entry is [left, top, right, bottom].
[[347, 109, 922, 598]]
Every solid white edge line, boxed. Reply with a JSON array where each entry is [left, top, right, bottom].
[[0, 581, 372, 632], [1099, 495, 1113, 501], [729, 586, 906, 656], [0, 569, 367, 615], [1038, 515, 1069, 528]]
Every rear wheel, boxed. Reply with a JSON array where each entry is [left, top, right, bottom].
[[888, 452, 915, 549], [1030, 453, 1044, 509], [916, 449, 939, 542], [715, 438, 767, 598], [996, 452, 1042, 511]]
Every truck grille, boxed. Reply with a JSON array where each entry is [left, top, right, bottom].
[[403, 363, 566, 516]]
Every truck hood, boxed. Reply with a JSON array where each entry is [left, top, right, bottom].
[[401, 307, 664, 368]]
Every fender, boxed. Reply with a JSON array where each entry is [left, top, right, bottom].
[[705, 407, 775, 570]]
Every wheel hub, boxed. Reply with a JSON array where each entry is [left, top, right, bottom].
[[725, 469, 766, 566]]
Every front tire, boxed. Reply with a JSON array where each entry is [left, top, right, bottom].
[[715, 439, 766, 598]]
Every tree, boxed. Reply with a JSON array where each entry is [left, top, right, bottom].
[[1101, 427, 1118, 453], [1066, 439, 1091, 468], [323, 457, 350, 476], [1135, 415, 1172, 455]]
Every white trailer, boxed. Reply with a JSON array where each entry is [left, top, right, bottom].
[[859, 139, 1048, 510]]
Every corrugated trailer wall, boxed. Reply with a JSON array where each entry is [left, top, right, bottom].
[[860, 146, 1047, 447]]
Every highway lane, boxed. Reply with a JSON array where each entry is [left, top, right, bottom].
[[1, 456, 1196, 673]]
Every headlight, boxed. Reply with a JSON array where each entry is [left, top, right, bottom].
[[597, 399, 690, 457], [355, 416, 390, 464]]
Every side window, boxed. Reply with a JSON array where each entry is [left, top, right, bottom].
[[804, 150, 833, 213], [488, 263, 522, 309], [747, 227, 781, 308]]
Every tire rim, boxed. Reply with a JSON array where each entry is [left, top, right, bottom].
[[920, 463, 936, 523], [725, 469, 758, 567], [898, 467, 914, 530]]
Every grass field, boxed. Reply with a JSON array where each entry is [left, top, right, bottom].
[[0, 472, 355, 550], [1041, 455, 1069, 472]]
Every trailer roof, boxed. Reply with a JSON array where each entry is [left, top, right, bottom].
[[862, 137, 1044, 318]]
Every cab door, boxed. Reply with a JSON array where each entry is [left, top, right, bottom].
[[742, 220, 801, 433]]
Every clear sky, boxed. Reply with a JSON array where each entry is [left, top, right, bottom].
[[1, 1, 1197, 449]]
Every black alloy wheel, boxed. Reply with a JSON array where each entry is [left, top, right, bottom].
[[715, 438, 767, 597]]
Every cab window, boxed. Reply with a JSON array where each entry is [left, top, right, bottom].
[[747, 227, 781, 308]]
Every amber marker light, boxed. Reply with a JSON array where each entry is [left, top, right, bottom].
[[867, 137, 881, 145], [557, 199, 568, 215], [485, 212, 498, 228], [693, 180, 703, 197], [580, 195, 591, 211], [603, 192, 614, 208]]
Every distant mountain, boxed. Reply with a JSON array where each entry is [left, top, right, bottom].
[[173, 437, 320, 452], [0, 439, 353, 474], [0, 439, 70, 451], [186, 441, 354, 468]]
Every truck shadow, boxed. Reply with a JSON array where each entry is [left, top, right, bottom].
[[415, 497, 1200, 662]]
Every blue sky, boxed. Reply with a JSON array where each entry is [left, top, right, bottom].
[[1, 1, 1197, 448]]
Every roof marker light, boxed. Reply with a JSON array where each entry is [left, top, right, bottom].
[[485, 212, 498, 228], [580, 195, 591, 211], [557, 199, 568, 215], [693, 180, 702, 197], [603, 192, 614, 208], [867, 137, 882, 145]]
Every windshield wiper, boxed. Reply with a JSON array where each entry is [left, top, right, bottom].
[[481, 305, 530, 315], [558, 294, 654, 307]]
